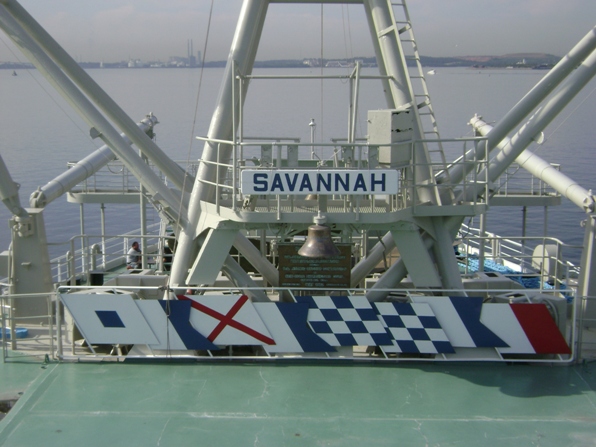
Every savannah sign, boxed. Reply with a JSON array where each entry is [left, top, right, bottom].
[[240, 169, 398, 195]]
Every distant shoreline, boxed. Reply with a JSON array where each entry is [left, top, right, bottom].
[[1, 53, 559, 70]]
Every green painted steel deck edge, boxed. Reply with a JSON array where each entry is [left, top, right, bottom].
[[1, 360, 596, 446]]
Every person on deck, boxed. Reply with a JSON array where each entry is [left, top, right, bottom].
[[162, 245, 173, 271], [162, 234, 176, 271], [126, 241, 142, 269]]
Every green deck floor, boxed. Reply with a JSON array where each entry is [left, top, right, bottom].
[[1, 359, 596, 446]]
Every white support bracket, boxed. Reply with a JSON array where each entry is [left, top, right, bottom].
[[391, 224, 442, 287], [186, 228, 238, 286]]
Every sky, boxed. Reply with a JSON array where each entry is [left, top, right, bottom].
[[0, 0, 595, 63]]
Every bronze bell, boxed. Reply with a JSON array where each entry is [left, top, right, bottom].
[[298, 222, 341, 258]]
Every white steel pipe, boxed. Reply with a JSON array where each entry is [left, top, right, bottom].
[[363, 1, 394, 107], [30, 116, 158, 208], [446, 26, 596, 186], [351, 232, 395, 287], [365, 0, 437, 205], [365, 24, 596, 298], [469, 48, 596, 203], [0, 0, 191, 194], [486, 49, 596, 184], [365, 215, 462, 301], [0, 154, 26, 217], [471, 118, 595, 213], [233, 233, 279, 287], [517, 150, 595, 213], [0, 5, 187, 226], [220, 255, 269, 302], [170, 0, 269, 287], [365, 0, 464, 290]]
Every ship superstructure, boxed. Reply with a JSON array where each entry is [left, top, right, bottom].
[[0, 0, 595, 363]]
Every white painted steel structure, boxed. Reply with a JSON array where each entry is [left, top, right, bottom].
[[0, 0, 595, 362]]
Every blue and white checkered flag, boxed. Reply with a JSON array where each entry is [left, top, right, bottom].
[[296, 295, 393, 347], [374, 302, 455, 354]]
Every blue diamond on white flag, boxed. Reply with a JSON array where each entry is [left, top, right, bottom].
[[60, 294, 159, 345]]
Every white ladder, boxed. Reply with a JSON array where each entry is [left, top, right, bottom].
[[389, 0, 454, 194]]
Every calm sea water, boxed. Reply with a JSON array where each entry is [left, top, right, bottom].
[[0, 67, 595, 263]]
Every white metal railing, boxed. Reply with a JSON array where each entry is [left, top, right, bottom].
[[577, 295, 596, 360], [63, 134, 567, 221], [189, 136, 490, 216], [46, 225, 166, 286], [457, 222, 581, 300], [66, 160, 200, 193], [492, 163, 562, 197], [60, 136, 558, 221], [1, 291, 55, 362], [2, 285, 590, 364]]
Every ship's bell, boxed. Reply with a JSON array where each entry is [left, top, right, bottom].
[[298, 214, 340, 258]]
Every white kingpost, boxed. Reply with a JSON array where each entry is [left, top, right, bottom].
[[0, 154, 26, 218], [363, 1, 394, 107], [367, 25, 596, 296], [0, 0, 191, 194], [366, 214, 463, 301], [364, 0, 438, 205], [361, 0, 461, 290], [170, 0, 270, 286], [364, 25, 596, 299]]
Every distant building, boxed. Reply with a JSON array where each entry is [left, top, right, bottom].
[[166, 40, 203, 67], [127, 59, 145, 68], [168, 56, 187, 67], [325, 60, 354, 68]]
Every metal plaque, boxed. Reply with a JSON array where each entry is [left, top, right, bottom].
[[278, 243, 351, 288]]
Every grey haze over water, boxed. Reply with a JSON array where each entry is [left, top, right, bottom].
[[1, 1, 595, 64], [0, 67, 594, 264]]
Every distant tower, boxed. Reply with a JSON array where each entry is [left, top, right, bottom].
[[190, 39, 196, 67], [190, 39, 195, 67], [197, 50, 202, 67]]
